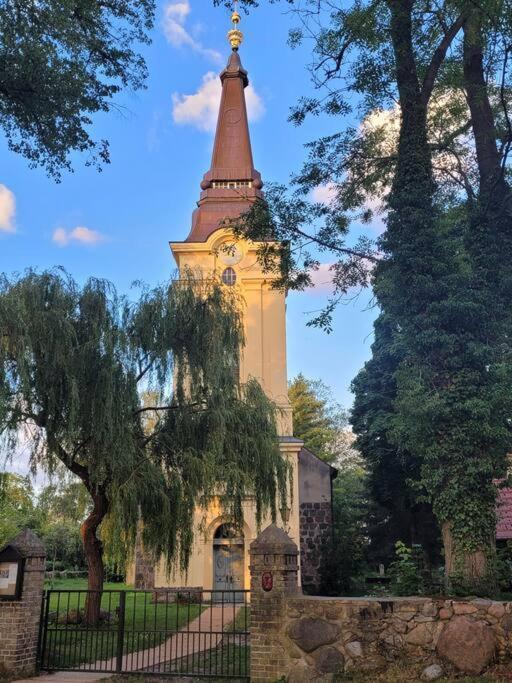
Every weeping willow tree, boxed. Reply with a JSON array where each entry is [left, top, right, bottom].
[[0, 268, 289, 623]]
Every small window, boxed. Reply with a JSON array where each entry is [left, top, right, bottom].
[[221, 267, 237, 286]]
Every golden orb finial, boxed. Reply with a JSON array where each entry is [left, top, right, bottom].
[[228, 1, 243, 51]]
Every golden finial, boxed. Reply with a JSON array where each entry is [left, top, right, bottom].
[[228, 1, 243, 51]]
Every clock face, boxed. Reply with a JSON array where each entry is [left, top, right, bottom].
[[219, 243, 243, 266]]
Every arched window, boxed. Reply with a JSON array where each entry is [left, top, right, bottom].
[[221, 267, 237, 286]]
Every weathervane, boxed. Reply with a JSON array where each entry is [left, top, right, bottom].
[[228, 0, 243, 51]]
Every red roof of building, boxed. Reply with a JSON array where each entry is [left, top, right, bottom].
[[496, 487, 512, 539], [186, 49, 263, 243]]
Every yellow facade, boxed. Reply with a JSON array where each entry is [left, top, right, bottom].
[[126, 27, 306, 593], [156, 229, 302, 591]]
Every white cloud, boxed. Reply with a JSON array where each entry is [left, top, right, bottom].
[[311, 183, 337, 206], [163, 1, 222, 63], [0, 184, 16, 233], [306, 263, 335, 292], [52, 226, 105, 247], [172, 72, 265, 132]]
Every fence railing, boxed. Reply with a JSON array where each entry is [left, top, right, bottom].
[[38, 588, 250, 679]]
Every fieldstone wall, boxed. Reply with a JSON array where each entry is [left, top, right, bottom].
[[282, 595, 512, 681], [250, 525, 512, 683], [0, 529, 46, 679], [299, 502, 332, 594]]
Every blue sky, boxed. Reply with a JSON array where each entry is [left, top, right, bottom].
[[0, 0, 377, 409]]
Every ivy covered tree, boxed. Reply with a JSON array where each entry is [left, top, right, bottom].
[[0, 0, 155, 178], [0, 269, 289, 622], [351, 314, 440, 567]]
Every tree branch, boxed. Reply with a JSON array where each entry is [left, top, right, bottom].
[[134, 402, 203, 416], [421, 12, 466, 106]]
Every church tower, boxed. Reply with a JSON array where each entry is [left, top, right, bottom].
[[126, 9, 335, 595], [164, 10, 303, 592], [170, 11, 293, 437]]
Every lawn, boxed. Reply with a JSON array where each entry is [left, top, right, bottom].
[[40, 578, 203, 672]]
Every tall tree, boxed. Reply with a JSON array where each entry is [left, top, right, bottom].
[[351, 314, 440, 566], [0, 0, 154, 178], [0, 269, 289, 622], [288, 374, 348, 462], [0, 472, 41, 545]]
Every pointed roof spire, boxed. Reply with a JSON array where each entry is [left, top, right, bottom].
[[185, 5, 263, 242], [228, 2, 243, 51]]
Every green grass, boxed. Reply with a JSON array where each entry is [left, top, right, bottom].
[[104, 642, 249, 681], [152, 643, 248, 679], [223, 606, 250, 633], [41, 578, 203, 671]]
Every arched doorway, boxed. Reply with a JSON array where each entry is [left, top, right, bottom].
[[213, 523, 245, 595]]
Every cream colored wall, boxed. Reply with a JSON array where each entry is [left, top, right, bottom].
[[155, 441, 302, 590], [144, 229, 300, 590], [170, 229, 293, 436]]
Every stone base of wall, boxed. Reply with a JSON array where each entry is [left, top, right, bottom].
[[279, 596, 512, 681], [152, 587, 203, 603], [299, 502, 332, 594]]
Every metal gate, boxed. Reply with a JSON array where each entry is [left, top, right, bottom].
[[38, 588, 249, 679]]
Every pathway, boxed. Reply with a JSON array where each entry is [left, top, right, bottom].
[[88, 604, 239, 674], [16, 605, 239, 682]]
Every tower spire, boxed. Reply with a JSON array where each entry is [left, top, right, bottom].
[[228, 2, 243, 51], [185, 4, 263, 243]]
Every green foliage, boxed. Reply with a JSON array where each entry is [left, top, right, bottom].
[[288, 374, 348, 462], [0, 472, 42, 546], [320, 463, 368, 595], [38, 478, 90, 526], [43, 522, 85, 570], [225, 0, 512, 593], [388, 541, 425, 596], [496, 542, 512, 594], [0, 0, 155, 178], [351, 314, 440, 567], [0, 268, 290, 587]]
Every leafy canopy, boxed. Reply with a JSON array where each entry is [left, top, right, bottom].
[[0, 269, 289, 573], [0, 0, 154, 178], [288, 373, 350, 463]]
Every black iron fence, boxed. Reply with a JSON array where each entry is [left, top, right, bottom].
[[38, 588, 250, 679]]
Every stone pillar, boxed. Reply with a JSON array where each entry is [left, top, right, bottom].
[[0, 529, 46, 679], [249, 524, 299, 683]]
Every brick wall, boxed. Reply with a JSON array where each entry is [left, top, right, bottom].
[[299, 501, 332, 594], [0, 530, 46, 679]]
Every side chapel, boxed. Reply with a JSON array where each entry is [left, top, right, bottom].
[[128, 10, 336, 595]]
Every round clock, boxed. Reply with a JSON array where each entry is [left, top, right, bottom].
[[219, 242, 243, 266]]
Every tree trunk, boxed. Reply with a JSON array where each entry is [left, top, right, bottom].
[[463, 9, 510, 205], [81, 489, 109, 625], [442, 522, 493, 593]]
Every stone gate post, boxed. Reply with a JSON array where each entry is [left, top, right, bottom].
[[0, 529, 46, 679], [249, 524, 299, 682]]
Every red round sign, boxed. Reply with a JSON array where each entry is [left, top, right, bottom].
[[262, 571, 273, 592]]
